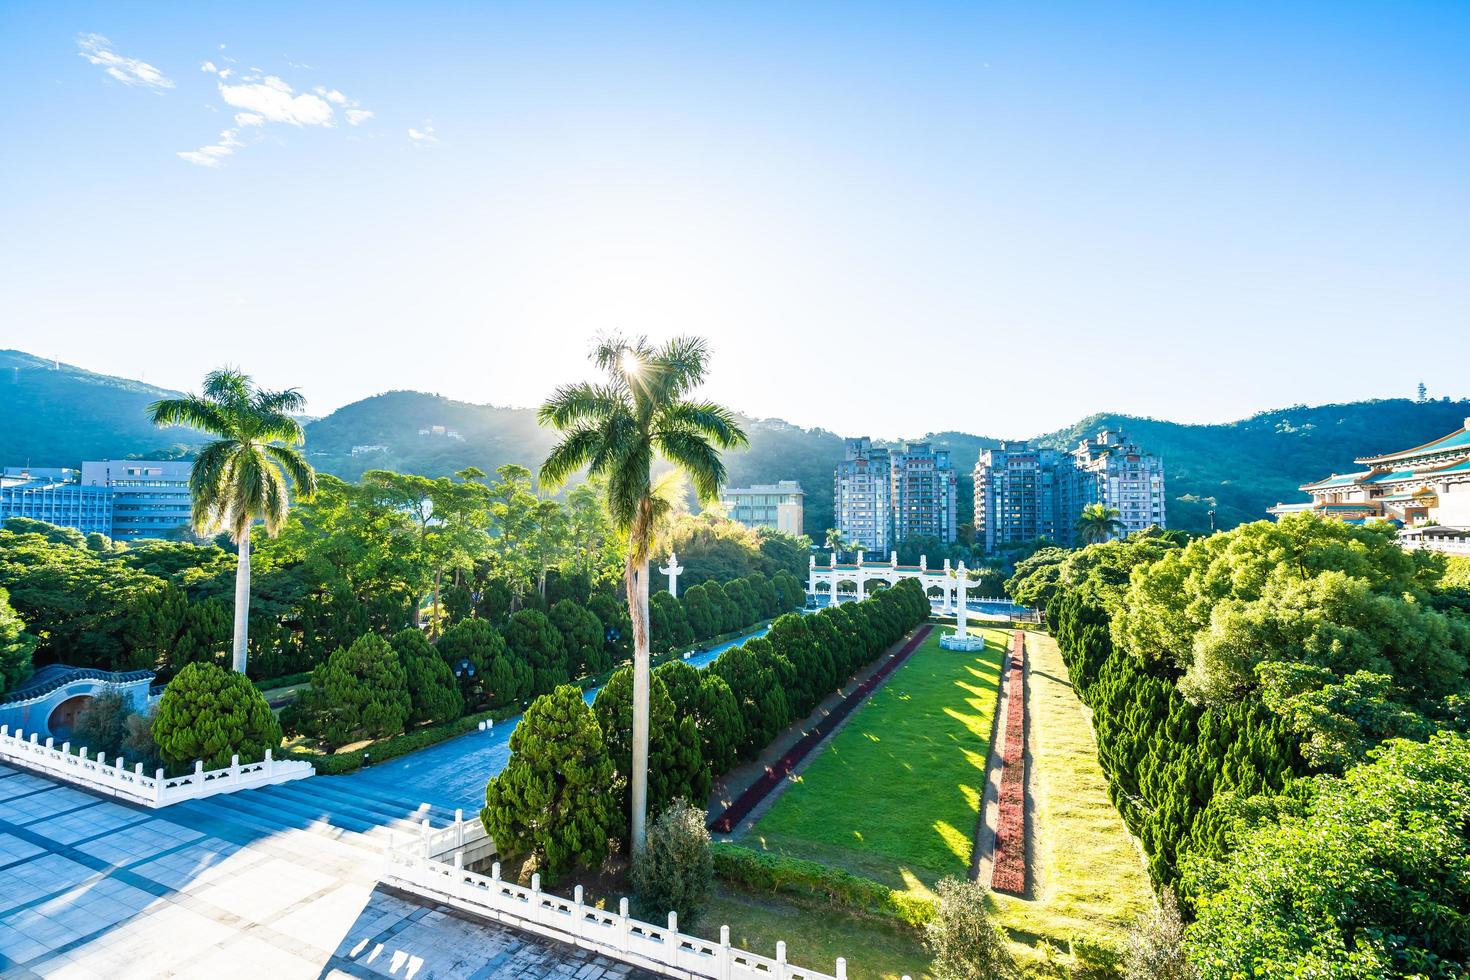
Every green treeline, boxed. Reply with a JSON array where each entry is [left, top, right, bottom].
[[1012, 518, 1470, 977]]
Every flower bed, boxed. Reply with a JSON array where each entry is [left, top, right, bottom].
[[991, 630, 1028, 895], [707, 624, 933, 834]]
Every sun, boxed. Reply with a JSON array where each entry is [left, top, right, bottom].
[[620, 350, 642, 379]]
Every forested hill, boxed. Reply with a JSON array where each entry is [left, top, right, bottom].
[[0, 350, 203, 463], [3, 350, 1466, 535]]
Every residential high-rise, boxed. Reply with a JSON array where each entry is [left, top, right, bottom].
[[80, 460, 194, 540], [889, 442, 957, 544], [719, 481, 805, 536], [973, 442, 1069, 553], [833, 438, 892, 552], [1069, 430, 1167, 534]]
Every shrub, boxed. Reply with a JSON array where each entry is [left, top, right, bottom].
[[503, 609, 568, 694], [681, 583, 717, 641], [926, 877, 1017, 980], [0, 585, 37, 694], [153, 662, 283, 771], [631, 799, 714, 927], [711, 843, 935, 927], [121, 707, 161, 770], [73, 687, 133, 757], [1070, 935, 1125, 980], [655, 660, 744, 776], [390, 628, 463, 725], [549, 599, 607, 678], [1123, 888, 1194, 980], [482, 684, 619, 875], [437, 617, 510, 704], [711, 640, 790, 759], [594, 666, 709, 834], [306, 634, 412, 748]]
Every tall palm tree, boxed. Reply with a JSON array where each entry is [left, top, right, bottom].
[[538, 336, 746, 851], [824, 527, 850, 560], [148, 369, 316, 674], [1075, 502, 1127, 545]]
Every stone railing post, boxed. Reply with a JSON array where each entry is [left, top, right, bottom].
[[453, 850, 464, 871], [229, 754, 241, 786], [720, 925, 732, 980], [263, 748, 274, 777], [776, 940, 788, 980], [154, 767, 165, 804], [455, 808, 465, 847], [836, 957, 847, 980], [668, 910, 677, 934], [619, 897, 631, 951], [193, 759, 204, 790]]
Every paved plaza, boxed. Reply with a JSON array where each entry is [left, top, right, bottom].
[[0, 762, 655, 979]]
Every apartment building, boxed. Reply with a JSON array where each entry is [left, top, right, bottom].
[[719, 481, 805, 536], [889, 442, 958, 544], [833, 438, 892, 552]]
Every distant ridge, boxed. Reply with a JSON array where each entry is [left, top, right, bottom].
[[2, 349, 1466, 536]]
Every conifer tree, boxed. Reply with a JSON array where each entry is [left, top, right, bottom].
[[389, 628, 463, 725], [595, 666, 709, 832], [153, 661, 282, 771], [307, 633, 411, 748]]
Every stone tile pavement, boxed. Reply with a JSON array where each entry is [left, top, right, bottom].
[[0, 763, 657, 979]]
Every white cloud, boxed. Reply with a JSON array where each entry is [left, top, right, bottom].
[[408, 123, 439, 144], [200, 61, 216, 73], [77, 34, 173, 89], [219, 79, 333, 126], [178, 128, 244, 168], [233, 112, 265, 127], [315, 86, 347, 105], [345, 108, 374, 126]]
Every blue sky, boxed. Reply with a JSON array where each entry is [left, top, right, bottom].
[[2, 2, 1467, 437]]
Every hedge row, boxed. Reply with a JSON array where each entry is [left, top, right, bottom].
[[650, 569, 806, 654], [711, 842, 936, 928]]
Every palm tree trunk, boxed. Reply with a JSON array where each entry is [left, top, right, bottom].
[[232, 524, 251, 674], [624, 552, 651, 853], [431, 571, 443, 638]]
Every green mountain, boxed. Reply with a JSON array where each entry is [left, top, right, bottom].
[[4, 350, 1466, 537], [0, 350, 203, 464]]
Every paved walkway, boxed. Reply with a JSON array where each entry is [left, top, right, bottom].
[[0, 763, 655, 978]]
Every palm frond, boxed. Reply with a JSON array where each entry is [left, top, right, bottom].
[[263, 443, 317, 498], [147, 396, 234, 436], [657, 400, 748, 449], [539, 425, 604, 489], [537, 382, 625, 429], [654, 429, 727, 503]]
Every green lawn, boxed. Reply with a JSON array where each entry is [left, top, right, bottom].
[[698, 886, 932, 980], [747, 628, 1005, 892], [992, 631, 1154, 962]]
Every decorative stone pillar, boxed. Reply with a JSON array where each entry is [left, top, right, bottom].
[[659, 552, 684, 599]]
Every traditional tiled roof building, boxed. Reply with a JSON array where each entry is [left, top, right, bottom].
[[1270, 417, 1470, 554]]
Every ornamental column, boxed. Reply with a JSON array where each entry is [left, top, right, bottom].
[[659, 552, 684, 599]]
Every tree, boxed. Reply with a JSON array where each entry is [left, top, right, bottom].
[[152, 661, 282, 771], [1075, 503, 1127, 545], [631, 799, 714, 927], [304, 634, 412, 748], [655, 659, 744, 776], [481, 684, 620, 875], [681, 583, 717, 641], [503, 608, 568, 694], [926, 877, 1017, 979], [594, 666, 709, 833], [149, 369, 317, 674], [1124, 889, 1195, 980], [649, 589, 693, 652], [824, 527, 849, 559], [712, 639, 790, 758], [1186, 733, 1470, 978], [549, 599, 607, 678], [389, 628, 463, 726], [73, 687, 133, 757], [538, 335, 747, 851], [0, 585, 36, 694]]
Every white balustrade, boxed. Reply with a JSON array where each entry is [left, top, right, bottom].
[[382, 836, 847, 980], [0, 724, 313, 807]]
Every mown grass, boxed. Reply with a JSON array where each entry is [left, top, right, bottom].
[[991, 631, 1154, 961], [748, 628, 1005, 892], [699, 885, 932, 980]]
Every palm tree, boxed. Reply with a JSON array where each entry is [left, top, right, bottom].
[[1075, 503, 1127, 545], [148, 369, 316, 674], [824, 527, 850, 560], [538, 336, 746, 851]]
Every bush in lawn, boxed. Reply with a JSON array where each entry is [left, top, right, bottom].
[[711, 638, 790, 759], [681, 583, 717, 641], [153, 662, 283, 771], [654, 660, 744, 776], [73, 687, 133, 756], [549, 599, 607, 678], [631, 799, 714, 927], [481, 684, 619, 875], [502, 609, 568, 694], [1123, 888, 1194, 980], [594, 667, 709, 833], [650, 590, 693, 653], [390, 628, 463, 725], [308, 634, 412, 748], [927, 876, 1018, 980], [1070, 935, 1126, 980]]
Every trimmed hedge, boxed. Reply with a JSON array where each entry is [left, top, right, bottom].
[[711, 842, 935, 928]]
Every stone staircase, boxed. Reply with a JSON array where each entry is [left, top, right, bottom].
[[167, 774, 466, 855]]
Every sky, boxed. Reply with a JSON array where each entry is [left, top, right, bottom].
[[2, 2, 1467, 439]]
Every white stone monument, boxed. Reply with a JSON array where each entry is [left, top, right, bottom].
[[940, 561, 988, 651], [660, 552, 684, 599]]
